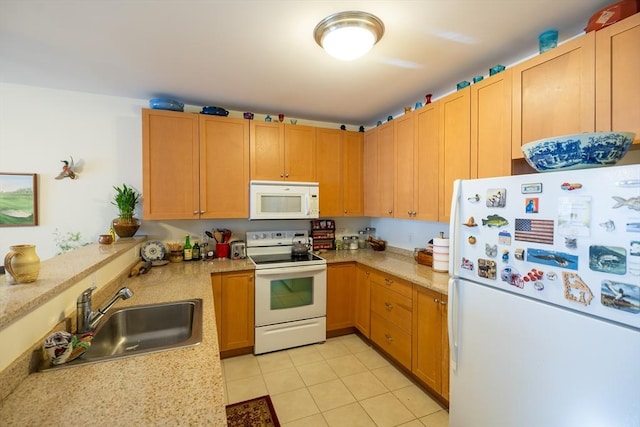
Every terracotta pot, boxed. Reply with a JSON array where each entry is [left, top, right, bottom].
[[112, 217, 140, 238], [4, 244, 40, 284]]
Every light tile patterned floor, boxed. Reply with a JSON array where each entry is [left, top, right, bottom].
[[222, 334, 449, 427]]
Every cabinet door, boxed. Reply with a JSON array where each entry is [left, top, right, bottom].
[[394, 112, 415, 220], [285, 124, 316, 181], [211, 273, 222, 346], [378, 121, 395, 217], [354, 264, 371, 337], [327, 263, 355, 332], [512, 32, 595, 158], [142, 109, 199, 219], [343, 131, 364, 216], [595, 13, 640, 145], [199, 115, 249, 218], [364, 128, 379, 216], [316, 128, 343, 217], [471, 70, 512, 178], [219, 271, 255, 351], [250, 121, 285, 180], [414, 102, 440, 221], [440, 294, 449, 401], [412, 285, 443, 393], [439, 88, 471, 223]]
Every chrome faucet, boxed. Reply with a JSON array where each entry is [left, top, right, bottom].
[[77, 286, 133, 334]]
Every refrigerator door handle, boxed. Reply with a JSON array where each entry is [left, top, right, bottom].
[[448, 277, 459, 372], [449, 179, 462, 277]]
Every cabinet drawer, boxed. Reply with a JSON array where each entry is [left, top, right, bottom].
[[371, 312, 412, 369], [371, 283, 412, 333], [370, 269, 413, 299]]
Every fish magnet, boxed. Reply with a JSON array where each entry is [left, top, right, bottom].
[[514, 248, 525, 260]]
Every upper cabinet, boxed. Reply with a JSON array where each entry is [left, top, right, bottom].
[[142, 109, 249, 220], [364, 120, 395, 217], [471, 69, 512, 178], [511, 32, 596, 158], [414, 102, 440, 222], [595, 13, 640, 144], [439, 88, 471, 223], [250, 121, 316, 181], [316, 128, 364, 217], [394, 112, 416, 220]]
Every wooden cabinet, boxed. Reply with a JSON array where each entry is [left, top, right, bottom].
[[354, 264, 371, 337], [369, 269, 412, 370], [363, 127, 379, 216], [142, 109, 249, 219], [595, 13, 640, 145], [394, 112, 416, 220], [412, 285, 449, 400], [250, 121, 316, 181], [471, 70, 512, 178], [512, 32, 596, 159], [327, 263, 356, 333], [414, 103, 440, 222], [439, 88, 471, 223], [316, 129, 363, 217], [378, 121, 395, 217], [211, 270, 255, 353]]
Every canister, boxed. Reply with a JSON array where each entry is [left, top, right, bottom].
[[349, 236, 359, 250], [432, 232, 450, 272]]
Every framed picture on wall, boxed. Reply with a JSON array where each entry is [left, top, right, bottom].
[[0, 173, 38, 227]]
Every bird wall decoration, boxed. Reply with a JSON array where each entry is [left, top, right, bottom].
[[55, 156, 78, 180]]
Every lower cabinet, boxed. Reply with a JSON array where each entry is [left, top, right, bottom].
[[326, 263, 356, 333], [211, 270, 254, 353], [369, 270, 413, 370], [354, 264, 372, 337], [412, 285, 449, 400]]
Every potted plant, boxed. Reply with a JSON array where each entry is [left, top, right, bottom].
[[111, 183, 141, 238]]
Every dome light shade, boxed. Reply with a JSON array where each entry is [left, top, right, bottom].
[[314, 11, 384, 61]]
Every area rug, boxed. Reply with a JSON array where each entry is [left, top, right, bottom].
[[226, 395, 281, 427]]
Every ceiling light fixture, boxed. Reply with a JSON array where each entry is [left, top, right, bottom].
[[314, 11, 384, 61]]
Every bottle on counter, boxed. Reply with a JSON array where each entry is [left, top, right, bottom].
[[192, 241, 200, 260], [183, 234, 193, 261]]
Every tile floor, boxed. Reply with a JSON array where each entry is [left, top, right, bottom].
[[222, 334, 449, 427]]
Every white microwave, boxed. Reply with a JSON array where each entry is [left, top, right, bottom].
[[249, 181, 319, 220]]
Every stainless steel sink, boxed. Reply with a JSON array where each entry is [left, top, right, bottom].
[[41, 299, 203, 371]]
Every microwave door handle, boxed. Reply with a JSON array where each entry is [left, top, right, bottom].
[[255, 265, 326, 276], [305, 194, 310, 216]]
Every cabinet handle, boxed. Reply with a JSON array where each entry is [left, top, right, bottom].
[[384, 333, 394, 343], [200, 210, 205, 214], [384, 278, 394, 285], [388, 210, 393, 214], [384, 302, 393, 311], [285, 173, 289, 178], [280, 174, 284, 178], [434, 298, 439, 304], [440, 300, 447, 306], [365, 271, 370, 276], [412, 211, 417, 216], [193, 210, 199, 215], [344, 210, 348, 214]]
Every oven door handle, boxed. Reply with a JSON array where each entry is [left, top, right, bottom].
[[255, 265, 326, 277]]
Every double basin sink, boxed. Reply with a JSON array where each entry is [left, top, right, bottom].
[[41, 299, 203, 371]]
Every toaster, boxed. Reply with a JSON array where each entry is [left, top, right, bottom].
[[230, 241, 246, 260]]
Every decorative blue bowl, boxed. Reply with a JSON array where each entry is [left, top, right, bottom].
[[521, 131, 635, 172], [149, 98, 184, 111]]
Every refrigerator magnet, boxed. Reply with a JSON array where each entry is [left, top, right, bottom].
[[498, 230, 512, 245], [599, 220, 615, 232], [562, 272, 594, 306], [525, 198, 539, 213], [467, 194, 480, 202], [612, 196, 640, 211], [564, 237, 577, 249], [461, 257, 474, 270], [546, 271, 557, 280], [601, 280, 640, 313], [478, 259, 497, 279], [560, 182, 582, 191], [514, 248, 525, 260], [463, 216, 478, 227], [521, 183, 542, 194], [500, 265, 524, 288], [501, 250, 509, 262], [468, 236, 477, 244], [485, 243, 497, 258], [588, 245, 626, 275], [486, 188, 506, 207]]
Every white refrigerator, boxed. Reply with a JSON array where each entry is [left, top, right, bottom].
[[447, 164, 640, 427]]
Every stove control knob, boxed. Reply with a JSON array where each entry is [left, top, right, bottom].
[[251, 234, 259, 240], [261, 233, 267, 239]]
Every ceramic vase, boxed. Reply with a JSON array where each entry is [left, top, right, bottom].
[[112, 217, 140, 238], [4, 244, 40, 284]]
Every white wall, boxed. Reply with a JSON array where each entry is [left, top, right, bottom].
[[0, 82, 449, 260]]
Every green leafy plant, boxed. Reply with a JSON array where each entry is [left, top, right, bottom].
[[112, 184, 141, 221], [54, 229, 89, 254]]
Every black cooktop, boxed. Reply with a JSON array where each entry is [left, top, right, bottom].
[[250, 252, 324, 265]]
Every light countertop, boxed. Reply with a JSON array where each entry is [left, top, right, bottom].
[[0, 259, 231, 426]]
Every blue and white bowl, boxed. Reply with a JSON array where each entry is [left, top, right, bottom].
[[521, 131, 635, 172], [149, 98, 184, 112]]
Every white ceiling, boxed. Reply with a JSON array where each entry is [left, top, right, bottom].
[[0, 0, 611, 126]]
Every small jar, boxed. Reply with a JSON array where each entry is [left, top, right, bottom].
[[169, 250, 183, 263], [335, 239, 343, 250], [358, 231, 367, 249], [349, 236, 359, 250]]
